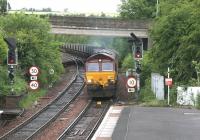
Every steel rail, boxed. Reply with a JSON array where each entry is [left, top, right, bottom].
[[86, 102, 110, 140], [57, 100, 92, 140], [0, 59, 84, 140], [57, 101, 110, 140]]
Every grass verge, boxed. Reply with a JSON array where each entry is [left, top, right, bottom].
[[19, 89, 47, 108]]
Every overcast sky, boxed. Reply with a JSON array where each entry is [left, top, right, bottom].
[[9, 0, 122, 13]]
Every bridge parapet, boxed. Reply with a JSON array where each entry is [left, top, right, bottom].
[[50, 16, 151, 30]]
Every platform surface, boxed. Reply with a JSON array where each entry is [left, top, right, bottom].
[[92, 105, 124, 140], [112, 106, 200, 140]]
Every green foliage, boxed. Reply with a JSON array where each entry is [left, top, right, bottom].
[[121, 53, 134, 70], [0, 66, 27, 95], [19, 89, 47, 108], [197, 94, 200, 109], [54, 35, 131, 68], [0, 66, 8, 94], [139, 79, 168, 107], [53, 35, 90, 44], [0, 0, 7, 14], [0, 34, 7, 64], [141, 100, 167, 107], [140, 51, 153, 86], [139, 79, 155, 102], [170, 85, 177, 105], [111, 38, 131, 63], [0, 13, 64, 88], [150, 0, 200, 84], [119, 0, 157, 19], [191, 61, 200, 86]]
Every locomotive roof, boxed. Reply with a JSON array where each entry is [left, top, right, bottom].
[[87, 49, 118, 61]]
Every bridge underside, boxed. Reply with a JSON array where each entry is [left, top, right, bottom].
[[51, 26, 148, 38]]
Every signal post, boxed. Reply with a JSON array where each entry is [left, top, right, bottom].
[[4, 38, 18, 94], [129, 33, 143, 99]]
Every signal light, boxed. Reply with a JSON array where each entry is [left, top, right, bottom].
[[134, 46, 143, 59], [7, 50, 17, 65]]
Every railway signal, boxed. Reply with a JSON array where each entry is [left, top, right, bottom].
[[134, 45, 143, 59], [130, 33, 143, 97], [8, 65, 14, 84], [4, 37, 17, 65], [7, 49, 17, 65], [136, 61, 142, 74], [130, 33, 143, 60]]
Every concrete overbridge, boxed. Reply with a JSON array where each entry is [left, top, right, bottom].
[[50, 16, 152, 49]]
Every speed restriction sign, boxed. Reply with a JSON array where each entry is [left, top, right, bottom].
[[127, 77, 136, 88], [29, 66, 39, 76], [29, 81, 39, 90]]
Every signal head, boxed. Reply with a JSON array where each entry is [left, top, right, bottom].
[[4, 38, 17, 50], [134, 46, 143, 59]]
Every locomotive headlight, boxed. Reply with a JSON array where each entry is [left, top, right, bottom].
[[108, 79, 115, 82], [108, 78, 115, 83], [87, 79, 92, 83]]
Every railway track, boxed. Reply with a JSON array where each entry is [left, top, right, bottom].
[[57, 100, 110, 140], [0, 59, 85, 140]]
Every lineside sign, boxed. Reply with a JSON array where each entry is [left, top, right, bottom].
[[127, 76, 136, 93], [29, 66, 39, 90], [165, 78, 172, 86]]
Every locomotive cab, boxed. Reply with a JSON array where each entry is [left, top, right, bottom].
[[85, 50, 118, 98]]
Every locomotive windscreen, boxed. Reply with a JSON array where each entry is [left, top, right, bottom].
[[102, 62, 114, 71], [87, 63, 99, 71]]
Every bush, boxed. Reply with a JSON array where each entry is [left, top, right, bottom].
[[19, 89, 47, 108], [170, 85, 177, 105], [139, 78, 168, 107], [141, 100, 167, 107], [121, 53, 134, 70], [0, 66, 27, 95], [0, 13, 64, 88], [197, 94, 200, 109], [139, 79, 155, 102]]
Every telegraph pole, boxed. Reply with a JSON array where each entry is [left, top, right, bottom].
[[167, 67, 170, 105]]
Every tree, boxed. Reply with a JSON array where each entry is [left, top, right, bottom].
[[119, 0, 157, 19], [0, 0, 7, 14], [0, 14, 64, 87], [122, 53, 135, 70], [149, 0, 200, 84], [0, 34, 7, 64], [42, 8, 52, 12]]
